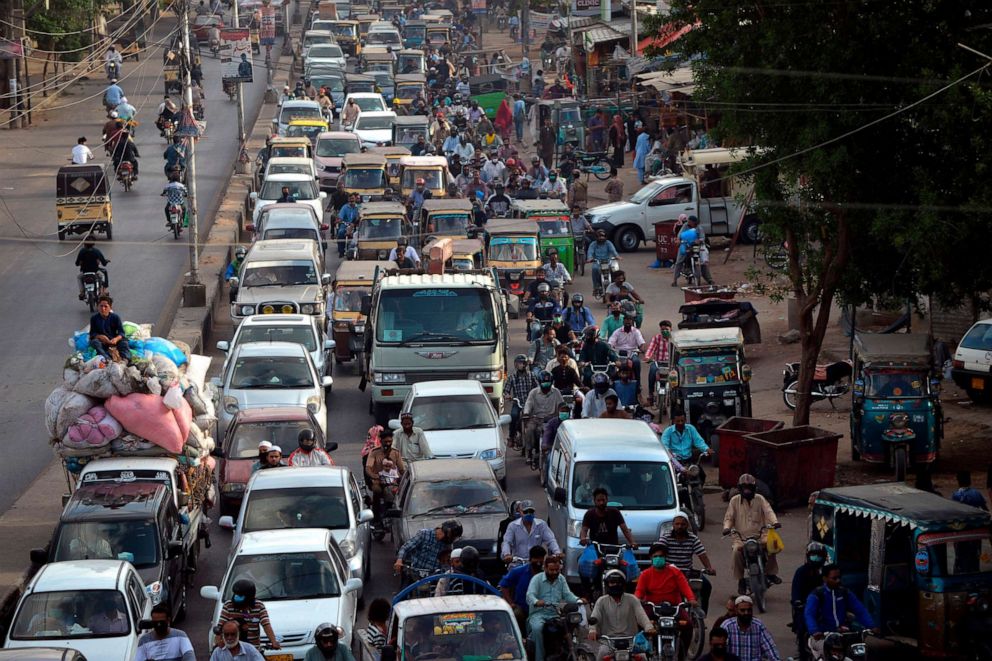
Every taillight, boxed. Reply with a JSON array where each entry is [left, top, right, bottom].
[[953, 359, 964, 369]]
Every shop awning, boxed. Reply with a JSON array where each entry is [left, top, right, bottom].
[[582, 25, 629, 47]]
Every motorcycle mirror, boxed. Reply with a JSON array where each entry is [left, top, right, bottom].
[[667, 370, 679, 388], [741, 364, 752, 382]]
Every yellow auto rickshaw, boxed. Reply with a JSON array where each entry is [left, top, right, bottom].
[[366, 145, 410, 188], [486, 218, 542, 317], [399, 155, 450, 199], [450, 238, 487, 271], [339, 152, 389, 201], [396, 51, 426, 75], [268, 136, 315, 160], [426, 23, 451, 48], [418, 198, 473, 244], [353, 201, 408, 260], [330, 259, 393, 371], [285, 118, 330, 146], [329, 20, 360, 56], [393, 73, 426, 111], [57, 164, 113, 241], [356, 13, 379, 38]]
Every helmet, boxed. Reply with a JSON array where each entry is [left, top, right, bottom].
[[298, 429, 316, 450], [531, 156, 540, 164], [537, 282, 550, 294], [459, 545, 480, 572], [805, 542, 827, 564], [738, 473, 757, 487], [231, 579, 256, 604], [315, 623, 340, 645], [441, 520, 463, 541], [109, 110, 118, 119], [235, 246, 247, 259], [506, 158, 516, 167], [514, 353, 529, 368], [571, 293, 584, 305], [583, 326, 599, 341], [538, 370, 553, 383], [603, 569, 626, 586], [592, 372, 610, 387]]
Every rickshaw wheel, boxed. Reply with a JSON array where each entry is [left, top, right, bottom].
[[893, 447, 907, 482]]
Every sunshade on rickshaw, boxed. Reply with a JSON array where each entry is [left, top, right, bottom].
[[56, 164, 113, 240]]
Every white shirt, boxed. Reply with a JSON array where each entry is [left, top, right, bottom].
[[388, 245, 421, 265], [71, 144, 94, 164], [609, 326, 645, 351], [135, 629, 195, 661]]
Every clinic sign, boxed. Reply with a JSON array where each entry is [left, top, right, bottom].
[[572, 0, 602, 17]]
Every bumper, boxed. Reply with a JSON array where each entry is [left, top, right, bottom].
[[952, 367, 991, 392], [372, 384, 411, 404]]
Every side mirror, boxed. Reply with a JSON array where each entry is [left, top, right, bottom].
[[138, 618, 154, 631], [30, 548, 48, 565], [343, 577, 363, 594], [553, 487, 566, 505], [200, 585, 221, 601], [388, 418, 401, 429], [358, 508, 374, 524], [211, 447, 226, 458], [321, 273, 332, 285], [381, 645, 397, 661], [218, 516, 236, 530], [322, 376, 334, 388], [245, 223, 255, 232], [210, 376, 223, 389], [319, 191, 328, 199], [741, 364, 752, 382], [324, 339, 336, 350], [167, 540, 183, 559], [216, 340, 230, 352], [325, 441, 339, 452], [498, 414, 511, 426], [249, 192, 258, 201]]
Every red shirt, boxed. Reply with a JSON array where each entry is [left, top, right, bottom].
[[634, 565, 695, 604]]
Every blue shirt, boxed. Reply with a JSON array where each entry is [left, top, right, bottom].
[[633, 132, 651, 168], [952, 487, 988, 510], [614, 379, 638, 407], [660, 423, 709, 460], [562, 306, 595, 333], [104, 84, 124, 106], [513, 99, 526, 120], [499, 564, 541, 611], [804, 585, 875, 635], [678, 227, 699, 256], [588, 240, 618, 262], [89, 311, 125, 341], [526, 572, 579, 617], [339, 204, 359, 225]]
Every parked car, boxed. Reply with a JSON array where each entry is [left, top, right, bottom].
[[218, 313, 335, 381], [4, 560, 151, 661], [392, 380, 510, 486], [200, 529, 362, 656], [952, 318, 992, 403]]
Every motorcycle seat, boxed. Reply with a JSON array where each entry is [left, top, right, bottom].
[[814, 360, 853, 382]]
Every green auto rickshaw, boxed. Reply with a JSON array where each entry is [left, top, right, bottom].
[[510, 199, 575, 273]]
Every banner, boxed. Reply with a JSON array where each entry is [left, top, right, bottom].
[[259, 5, 277, 45], [471, 0, 487, 14], [220, 28, 254, 83], [571, 0, 602, 17], [528, 11, 553, 32]]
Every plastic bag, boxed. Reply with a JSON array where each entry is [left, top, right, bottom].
[[105, 393, 186, 454], [766, 528, 785, 555], [183, 383, 209, 416], [82, 356, 107, 373], [621, 547, 641, 582], [151, 354, 179, 389], [144, 337, 188, 366], [578, 543, 599, 579], [185, 354, 211, 392], [123, 321, 152, 340], [63, 368, 81, 388], [71, 330, 90, 352], [163, 385, 184, 410]]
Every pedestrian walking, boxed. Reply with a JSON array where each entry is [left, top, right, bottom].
[[608, 114, 626, 167]]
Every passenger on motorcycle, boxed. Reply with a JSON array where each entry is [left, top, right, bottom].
[[608, 312, 645, 386], [657, 513, 715, 613], [804, 564, 878, 661], [527, 284, 561, 341], [394, 411, 431, 461], [287, 429, 333, 467], [305, 623, 355, 661], [437, 545, 489, 596], [526, 556, 582, 661], [163, 135, 186, 175], [214, 579, 281, 650], [500, 545, 547, 625], [76, 241, 109, 300], [790, 543, 828, 659], [523, 371, 564, 458], [606, 270, 644, 305], [598, 393, 631, 419], [541, 248, 572, 286], [634, 542, 696, 605], [589, 569, 655, 657], [582, 372, 617, 419], [505, 355, 538, 445], [723, 474, 781, 593], [562, 293, 595, 334], [393, 519, 463, 575], [486, 182, 512, 217], [502, 500, 561, 562], [365, 429, 405, 521]]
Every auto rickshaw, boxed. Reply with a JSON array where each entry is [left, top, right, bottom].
[[666, 328, 752, 443], [339, 152, 389, 201], [422, 237, 486, 273], [392, 114, 429, 148], [353, 201, 408, 260], [345, 72, 378, 95], [397, 50, 426, 75], [393, 74, 426, 112], [399, 155, 450, 199], [809, 483, 992, 658], [426, 23, 451, 48], [355, 13, 379, 38], [330, 260, 393, 371], [486, 219, 542, 318], [418, 198, 474, 244], [366, 145, 410, 188], [510, 199, 575, 273], [329, 20, 360, 56], [285, 118, 330, 146], [56, 164, 113, 240], [380, 4, 403, 20], [402, 20, 426, 48], [850, 333, 942, 481], [360, 48, 395, 74], [531, 98, 586, 147], [268, 136, 315, 160]]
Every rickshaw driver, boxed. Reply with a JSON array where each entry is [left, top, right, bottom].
[[872, 372, 919, 398], [804, 564, 879, 660]]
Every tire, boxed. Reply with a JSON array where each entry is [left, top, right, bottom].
[[172, 220, 181, 240], [690, 488, 705, 531], [893, 446, 907, 482], [592, 159, 611, 181], [763, 244, 788, 271], [500, 474, 508, 490], [739, 217, 761, 244], [122, 176, 131, 192], [749, 572, 767, 613], [614, 225, 641, 253], [88, 295, 96, 313], [353, 351, 364, 376], [686, 613, 706, 660], [782, 380, 799, 410]]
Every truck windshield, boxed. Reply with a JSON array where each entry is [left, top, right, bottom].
[[866, 369, 926, 398], [572, 461, 676, 510], [11, 589, 131, 640], [376, 288, 495, 343], [403, 611, 522, 660], [225, 551, 341, 601], [53, 520, 160, 568], [229, 421, 316, 458], [677, 352, 740, 385], [243, 487, 350, 532], [409, 478, 504, 516], [409, 394, 495, 430]]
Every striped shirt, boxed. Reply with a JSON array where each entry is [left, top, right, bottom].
[[218, 600, 272, 647], [723, 617, 780, 661], [363, 623, 387, 650], [657, 532, 707, 572]]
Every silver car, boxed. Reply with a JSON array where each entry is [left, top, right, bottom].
[[218, 314, 335, 381]]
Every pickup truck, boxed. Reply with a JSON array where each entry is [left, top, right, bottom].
[[587, 147, 761, 252]]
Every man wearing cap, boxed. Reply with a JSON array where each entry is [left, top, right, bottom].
[[658, 512, 716, 613], [723, 596, 780, 661], [365, 429, 406, 521], [394, 412, 432, 461], [501, 501, 561, 563], [251, 444, 287, 473]]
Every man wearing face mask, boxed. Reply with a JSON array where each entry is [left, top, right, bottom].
[[562, 293, 595, 335], [500, 545, 548, 627], [698, 627, 742, 661], [599, 302, 625, 342], [582, 372, 618, 419], [790, 542, 828, 659], [215, 579, 280, 650], [634, 543, 697, 607], [645, 320, 673, 406], [588, 570, 656, 657], [661, 414, 713, 469], [135, 604, 195, 661], [723, 474, 781, 594], [502, 500, 561, 563], [523, 371, 564, 464], [724, 596, 780, 661], [658, 512, 716, 613], [578, 326, 618, 388], [306, 624, 356, 661]]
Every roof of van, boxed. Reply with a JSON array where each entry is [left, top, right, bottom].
[[245, 239, 321, 261], [559, 419, 672, 462], [378, 271, 496, 289]]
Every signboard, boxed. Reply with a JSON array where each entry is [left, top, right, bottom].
[[259, 5, 277, 45], [219, 28, 254, 83], [0, 39, 23, 60], [571, 0, 602, 17], [529, 11, 553, 31], [471, 0, 486, 14]]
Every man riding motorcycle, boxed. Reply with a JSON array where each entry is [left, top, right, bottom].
[[485, 182, 512, 217], [526, 283, 561, 342], [156, 97, 180, 136], [723, 474, 781, 594], [394, 519, 463, 575], [791, 542, 829, 661], [111, 127, 140, 178], [578, 326, 617, 387], [658, 513, 716, 613], [804, 564, 879, 661], [589, 569, 655, 658], [161, 171, 189, 229], [163, 135, 186, 176], [505, 354, 538, 447], [522, 371, 563, 465], [366, 429, 406, 523], [76, 241, 109, 300], [526, 555, 582, 661], [287, 429, 333, 467], [562, 293, 595, 335]]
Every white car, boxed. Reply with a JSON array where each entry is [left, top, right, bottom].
[[351, 110, 396, 148], [365, 28, 402, 49], [273, 99, 325, 136], [342, 92, 387, 115], [216, 341, 331, 442], [264, 156, 320, 182], [305, 43, 347, 70], [200, 529, 362, 658], [218, 313, 334, 380], [302, 29, 335, 57], [218, 466, 373, 594], [251, 172, 327, 224], [392, 380, 511, 486], [952, 318, 992, 402], [4, 560, 151, 661]]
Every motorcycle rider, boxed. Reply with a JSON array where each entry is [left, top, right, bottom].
[[672, 215, 702, 287], [111, 127, 140, 178], [578, 326, 618, 388], [657, 513, 716, 613], [287, 429, 333, 467], [526, 283, 561, 342], [541, 247, 572, 288], [305, 624, 355, 661], [562, 293, 595, 335], [588, 569, 656, 657], [366, 429, 405, 522], [526, 156, 548, 187], [660, 413, 713, 472], [163, 135, 186, 176], [104, 78, 124, 110], [105, 46, 123, 79], [486, 181, 512, 217], [698, 627, 741, 661], [388, 237, 420, 268], [605, 269, 645, 309], [608, 311, 645, 387], [505, 354, 538, 448], [394, 519, 463, 575], [515, 177, 539, 200], [723, 474, 781, 594], [214, 579, 281, 650], [224, 246, 246, 280], [156, 96, 180, 136], [644, 320, 673, 406], [437, 545, 489, 596], [587, 230, 619, 294], [791, 542, 828, 660], [539, 169, 567, 198], [76, 240, 110, 300], [499, 545, 547, 626], [804, 564, 879, 661], [394, 411, 431, 461], [531, 326, 559, 376], [502, 500, 561, 563], [161, 170, 189, 230], [481, 151, 507, 184], [522, 371, 564, 464], [135, 603, 194, 661], [526, 555, 582, 661]]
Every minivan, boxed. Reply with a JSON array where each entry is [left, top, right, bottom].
[[544, 419, 680, 582]]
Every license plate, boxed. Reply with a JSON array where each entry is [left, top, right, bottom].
[[265, 654, 294, 661], [972, 378, 985, 390]]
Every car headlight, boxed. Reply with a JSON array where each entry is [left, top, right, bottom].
[[568, 519, 583, 539], [339, 538, 357, 558], [306, 395, 321, 413], [591, 215, 610, 225], [239, 305, 255, 315], [221, 482, 246, 494], [301, 302, 322, 314], [479, 448, 503, 460], [658, 520, 673, 538], [374, 372, 405, 384], [223, 396, 239, 414], [146, 581, 164, 605], [469, 370, 502, 382]]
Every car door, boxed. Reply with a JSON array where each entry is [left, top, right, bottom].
[[392, 470, 413, 544], [645, 182, 696, 225], [545, 441, 567, 540], [349, 472, 371, 573], [161, 503, 183, 614]]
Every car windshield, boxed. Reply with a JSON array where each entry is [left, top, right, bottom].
[[572, 461, 676, 510], [224, 551, 340, 601], [259, 180, 319, 200], [489, 237, 538, 261], [237, 324, 317, 351], [396, 85, 421, 99], [263, 227, 320, 241], [343, 167, 385, 188], [375, 288, 496, 343], [677, 352, 740, 385], [52, 520, 159, 568], [268, 163, 311, 177], [353, 97, 386, 112], [241, 260, 319, 287], [403, 612, 523, 660], [312, 77, 346, 92], [270, 146, 308, 159], [923, 531, 992, 576], [309, 44, 343, 57], [537, 218, 571, 234], [243, 487, 350, 532], [304, 36, 333, 50], [230, 421, 316, 458], [368, 32, 399, 44], [401, 168, 442, 189], [430, 213, 470, 234], [629, 181, 664, 204], [406, 25, 426, 37], [357, 115, 395, 130], [280, 105, 323, 124], [960, 323, 992, 351], [866, 368, 927, 398], [358, 216, 402, 239], [261, 208, 317, 225], [333, 285, 368, 312], [410, 394, 495, 430], [11, 590, 131, 640], [408, 478, 504, 516], [317, 138, 361, 157], [230, 356, 314, 389]]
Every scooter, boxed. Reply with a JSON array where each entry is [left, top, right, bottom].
[[166, 203, 185, 240], [116, 161, 135, 192], [161, 119, 176, 142], [781, 360, 853, 410]]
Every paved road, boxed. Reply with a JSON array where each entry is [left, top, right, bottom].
[[0, 15, 266, 513]]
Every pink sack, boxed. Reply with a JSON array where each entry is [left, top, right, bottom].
[[172, 397, 192, 443], [105, 393, 185, 454], [64, 406, 121, 448]]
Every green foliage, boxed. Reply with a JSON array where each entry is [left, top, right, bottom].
[[28, 0, 98, 62]]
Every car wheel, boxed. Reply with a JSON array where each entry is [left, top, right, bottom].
[[614, 225, 642, 253], [967, 388, 991, 404]]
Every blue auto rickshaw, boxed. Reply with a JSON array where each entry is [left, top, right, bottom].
[[850, 333, 942, 482], [810, 484, 992, 658]]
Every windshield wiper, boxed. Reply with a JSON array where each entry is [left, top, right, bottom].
[[460, 423, 494, 430], [399, 332, 472, 346], [413, 503, 463, 517], [463, 498, 501, 510]]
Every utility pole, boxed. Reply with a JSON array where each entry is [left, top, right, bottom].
[[231, 0, 246, 144], [521, 0, 529, 57], [179, 0, 203, 296], [630, 0, 638, 58]]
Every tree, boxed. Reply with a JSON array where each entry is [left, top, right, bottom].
[[648, 1, 992, 424]]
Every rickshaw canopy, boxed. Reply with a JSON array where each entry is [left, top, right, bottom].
[[671, 327, 745, 350], [814, 483, 992, 533], [56, 164, 110, 198], [853, 333, 931, 368], [343, 152, 387, 168]]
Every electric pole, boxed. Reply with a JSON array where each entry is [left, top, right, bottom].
[[180, 0, 201, 291], [231, 0, 245, 144]]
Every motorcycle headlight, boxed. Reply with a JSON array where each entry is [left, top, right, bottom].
[[239, 305, 255, 315], [221, 482, 246, 494], [223, 396, 239, 414], [479, 448, 503, 460], [306, 395, 321, 413], [374, 372, 406, 384]]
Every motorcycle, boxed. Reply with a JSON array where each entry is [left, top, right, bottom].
[[575, 150, 612, 181], [598, 635, 645, 661], [781, 360, 853, 410], [116, 161, 135, 192], [371, 470, 398, 542], [161, 119, 176, 142], [594, 258, 618, 301], [586, 542, 631, 602], [677, 459, 706, 532], [80, 271, 105, 312], [651, 360, 670, 419], [647, 600, 704, 661], [724, 525, 779, 613], [540, 602, 592, 661], [497, 14, 507, 30], [881, 411, 915, 482], [681, 243, 703, 285], [166, 203, 185, 240], [106, 61, 120, 80], [797, 630, 868, 661]]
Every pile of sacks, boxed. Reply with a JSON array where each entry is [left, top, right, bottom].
[[45, 332, 218, 469]]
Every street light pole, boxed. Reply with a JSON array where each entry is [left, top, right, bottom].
[[232, 0, 246, 144], [180, 0, 201, 288]]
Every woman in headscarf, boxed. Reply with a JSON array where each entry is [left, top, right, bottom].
[[608, 114, 626, 167], [633, 122, 652, 184], [495, 94, 514, 142]]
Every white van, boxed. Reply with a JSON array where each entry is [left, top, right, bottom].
[[544, 419, 680, 582]]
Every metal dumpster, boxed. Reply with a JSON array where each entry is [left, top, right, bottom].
[[715, 417, 785, 489], [744, 425, 842, 508]]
